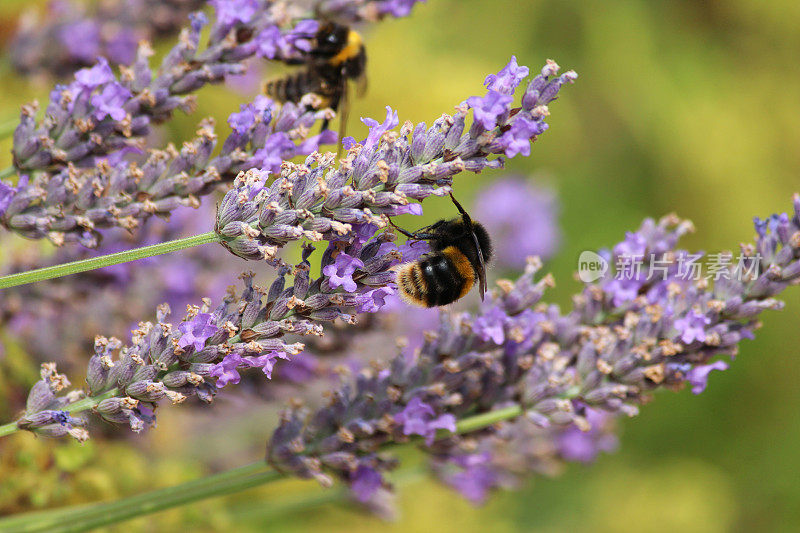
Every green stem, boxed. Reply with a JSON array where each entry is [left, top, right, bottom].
[[0, 420, 18, 437], [63, 388, 120, 413], [0, 405, 528, 531], [0, 231, 219, 290], [5, 464, 280, 533], [455, 404, 522, 433], [0, 166, 15, 180]]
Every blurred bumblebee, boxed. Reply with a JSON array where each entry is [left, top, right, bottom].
[[264, 21, 367, 134], [392, 193, 493, 308]]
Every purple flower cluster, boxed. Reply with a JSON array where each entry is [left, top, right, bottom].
[[10, 0, 205, 78], [266, 195, 800, 505], [1, 97, 331, 247], [15, 364, 88, 441], [214, 58, 576, 260], [10, 210, 409, 438]]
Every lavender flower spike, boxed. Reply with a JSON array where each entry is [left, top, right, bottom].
[[267, 195, 800, 507], [215, 58, 577, 260], [1, 97, 332, 247], [11, 215, 403, 438]]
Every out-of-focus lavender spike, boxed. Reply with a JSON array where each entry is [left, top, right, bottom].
[[10, 0, 206, 78], [313, 0, 426, 21], [215, 58, 576, 261], [0, 202, 240, 372], [266, 195, 800, 506], [473, 175, 560, 270]]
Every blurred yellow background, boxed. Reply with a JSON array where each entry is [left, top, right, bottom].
[[1, 0, 800, 531]]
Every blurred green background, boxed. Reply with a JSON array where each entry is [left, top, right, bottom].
[[2, 0, 800, 531]]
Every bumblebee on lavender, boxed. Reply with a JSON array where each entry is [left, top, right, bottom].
[[392, 193, 493, 308], [264, 21, 367, 131]]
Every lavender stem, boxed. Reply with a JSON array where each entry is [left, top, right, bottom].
[[0, 422, 19, 438], [0, 231, 219, 290], [7, 464, 281, 532], [454, 405, 522, 434], [0, 167, 15, 180]]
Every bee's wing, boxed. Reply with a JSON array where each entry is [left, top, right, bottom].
[[336, 77, 351, 157], [447, 192, 488, 300], [472, 230, 488, 300], [356, 72, 368, 98]]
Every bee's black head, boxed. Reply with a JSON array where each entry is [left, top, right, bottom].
[[430, 217, 492, 264], [316, 22, 349, 49]]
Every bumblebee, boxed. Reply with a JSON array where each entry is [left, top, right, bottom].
[[392, 193, 493, 308], [264, 21, 367, 132]]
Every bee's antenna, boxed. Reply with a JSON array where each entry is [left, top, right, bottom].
[[448, 191, 470, 220]]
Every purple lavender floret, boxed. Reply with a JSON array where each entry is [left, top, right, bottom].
[[0, 180, 19, 219], [267, 194, 800, 506], [210, 0, 260, 28], [215, 59, 576, 261], [178, 313, 219, 351], [557, 407, 618, 463], [466, 91, 513, 131], [686, 361, 729, 394], [323, 253, 365, 292], [395, 397, 457, 445], [484, 56, 530, 95], [350, 465, 385, 503], [378, 0, 427, 17], [674, 309, 711, 344], [441, 453, 499, 504]]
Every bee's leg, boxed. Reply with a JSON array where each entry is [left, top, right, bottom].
[[387, 218, 437, 241]]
